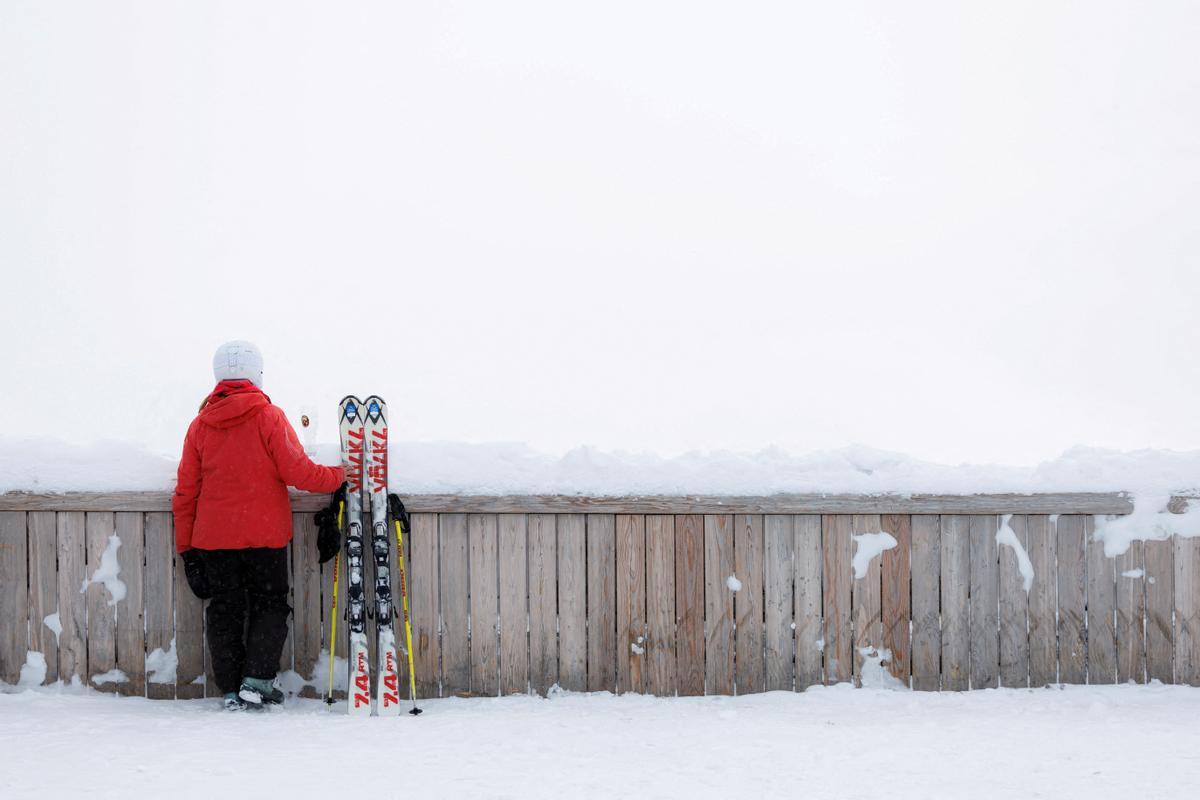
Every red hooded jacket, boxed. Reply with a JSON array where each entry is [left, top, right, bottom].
[[172, 381, 345, 553]]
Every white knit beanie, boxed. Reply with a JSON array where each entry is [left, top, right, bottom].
[[212, 340, 264, 388]]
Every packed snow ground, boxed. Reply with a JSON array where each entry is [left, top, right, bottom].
[[2, 684, 1198, 799]]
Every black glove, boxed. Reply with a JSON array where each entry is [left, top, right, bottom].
[[181, 550, 212, 600], [387, 493, 411, 533], [314, 483, 348, 563]]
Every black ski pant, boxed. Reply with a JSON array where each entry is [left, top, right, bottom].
[[197, 547, 291, 694]]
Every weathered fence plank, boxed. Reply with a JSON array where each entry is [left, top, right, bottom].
[[277, 542, 295, 680], [910, 515, 940, 691], [468, 514, 499, 696], [1027, 515, 1057, 686], [292, 513, 322, 696], [1057, 515, 1087, 685], [674, 514, 705, 696], [557, 514, 587, 692], [28, 511, 58, 686], [410, 513, 440, 698], [57, 512, 87, 685], [1145, 537, 1174, 683], [85, 512, 119, 692], [1175, 535, 1200, 686], [851, 514, 882, 686], [880, 513, 911, 686], [114, 512, 145, 696], [1115, 541, 1146, 683], [794, 515, 823, 690], [498, 514, 528, 695], [998, 515, 1029, 687], [616, 514, 646, 694], [586, 514, 617, 693], [174, 547, 205, 698], [1086, 516, 1116, 684], [528, 514, 557, 695], [822, 514, 853, 685], [439, 513, 470, 696], [319, 530, 348, 701], [143, 513, 175, 699], [734, 514, 764, 694], [705, 514, 735, 694], [0, 512, 27, 685], [764, 515, 794, 691], [940, 515, 970, 691], [968, 515, 998, 690], [645, 515, 676, 696]]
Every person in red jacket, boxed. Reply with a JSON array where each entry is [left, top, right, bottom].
[[173, 340, 344, 710]]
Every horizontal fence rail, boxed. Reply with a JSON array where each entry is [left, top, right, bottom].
[[1, 493, 1198, 700]]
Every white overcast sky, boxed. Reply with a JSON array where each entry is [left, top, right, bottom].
[[1, 1, 1197, 466]]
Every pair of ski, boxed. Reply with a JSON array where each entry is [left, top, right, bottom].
[[330, 394, 420, 717]]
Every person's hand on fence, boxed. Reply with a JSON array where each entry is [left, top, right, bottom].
[[180, 549, 212, 599]]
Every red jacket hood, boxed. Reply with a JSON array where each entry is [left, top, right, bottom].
[[199, 381, 271, 429]]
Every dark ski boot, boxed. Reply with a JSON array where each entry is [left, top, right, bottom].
[[238, 676, 284, 707], [223, 692, 247, 711]]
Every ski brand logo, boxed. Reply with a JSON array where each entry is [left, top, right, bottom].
[[382, 652, 399, 707], [354, 651, 371, 708], [342, 401, 358, 421]]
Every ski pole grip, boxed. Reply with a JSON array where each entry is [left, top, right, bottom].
[[387, 493, 411, 532]]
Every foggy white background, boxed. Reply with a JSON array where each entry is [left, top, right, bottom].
[[2, 1, 1197, 466]]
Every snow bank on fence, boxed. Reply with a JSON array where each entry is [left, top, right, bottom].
[[2, 435, 1199, 554], [4, 436, 1199, 497]]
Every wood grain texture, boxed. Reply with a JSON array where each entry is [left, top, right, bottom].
[[291, 513, 322, 697], [27, 511, 58, 685], [85, 512, 119, 692], [586, 514, 617, 693], [114, 512, 145, 696], [409, 513, 440, 698], [645, 515, 676, 696], [1026, 515, 1058, 686], [143, 513, 175, 699], [674, 514, 705, 696], [173, 546, 205, 699], [1086, 516, 1116, 684], [1056, 515, 1087, 685], [880, 514, 911, 686], [439, 513, 470, 695], [278, 542, 295, 679], [1115, 541, 1146, 684], [0, 512, 27, 684], [734, 514, 764, 694], [319, 530, 348, 702], [498, 514, 528, 694], [57, 512, 87, 685], [1144, 537, 1174, 684], [851, 514, 882, 687], [822, 514, 853, 685], [468, 514, 499, 696], [704, 514, 735, 694], [0, 491, 1139, 515], [1174, 535, 1200, 686], [616, 514, 647, 694], [764, 515, 795, 691], [940, 515, 970, 691], [968, 515, 998, 690], [910, 515, 940, 691], [556, 514, 587, 692], [794, 515, 823, 690], [998, 515, 1029, 688], [528, 513, 558, 695]]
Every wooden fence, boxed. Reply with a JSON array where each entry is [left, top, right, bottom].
[[1, 491, 1198, 699]]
